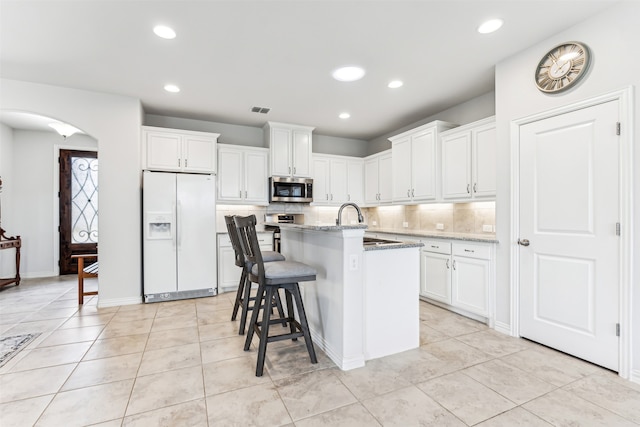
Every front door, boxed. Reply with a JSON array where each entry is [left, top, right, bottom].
[[59, 150, 98, 274], [518, 100, 619, 371]]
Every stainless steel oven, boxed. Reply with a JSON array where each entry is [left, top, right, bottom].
[[269, 177, 313, 203]]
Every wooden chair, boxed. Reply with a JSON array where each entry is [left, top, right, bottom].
[[71, 254, 98, 304]]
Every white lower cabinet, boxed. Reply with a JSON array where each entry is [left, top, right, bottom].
[[420, 239, 493, 319], [217, 232, 273, 293]]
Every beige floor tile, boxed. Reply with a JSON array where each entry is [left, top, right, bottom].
[[4, 318, 68, 335], [422, 338, 492, 370], [419, 322, 449, 345], [36, 325, 105, 347], [122, 398, 208, 427], [36, 379, 133, 426], [361, 385, 466, 426], [61, 352, 142, 391], [199, 320, 242, 342], [9, 341, 93, 372], [126, 366, 205, 416], [295, 402, 381, 427], [197, 308, 236, 326], [0, 394, 54, 426], [274, 369, 357, 421], [155, 301, 197, 318], [25, 307, 79, 322], [203, 355, 271, 395], [463, 359, 556, 405], [145, 326, 200, 351], [334, 358, 412, 400], [137, 342, 201, 376], [206, 383, 292, 426], [89, 420, 123, 427], [109, 308, 157, 323], [151, 313, 198, 332], [475, 407, 553, 426], [423, 312, 488, 336], [500, 346, 602, 387], [417, 372, 516, 425], [98, 318, 153, 339], [563, 373, 640, 423], [74, 304, 119, 317], [264, 339, 335, 381], [455, 329, 533, 357], [377, 346, 454, 384], [59, 312, 115, 329], [83, 333, 148, 360], [523, 388, 637, 426], [200, 334, 252, 364]]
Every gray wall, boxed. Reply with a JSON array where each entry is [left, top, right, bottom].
[[366, 91, 496, 155]]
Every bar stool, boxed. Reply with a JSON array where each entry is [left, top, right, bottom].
[[234, 214, 318, 377], [225, 215, 286, 335]]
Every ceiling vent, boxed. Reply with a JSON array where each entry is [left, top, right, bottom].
[[251, 106, 271, 114]]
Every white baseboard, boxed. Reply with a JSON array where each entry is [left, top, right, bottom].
[[98, 296, 142, 308], [493, 320, 514, 337], [630, 369, 640, 385], [20, 271, 58, 279], [310, 329, 365, 371]]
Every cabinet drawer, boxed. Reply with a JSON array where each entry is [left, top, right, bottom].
[[421, 240, 451, 255], [452, 243, 491, 260]]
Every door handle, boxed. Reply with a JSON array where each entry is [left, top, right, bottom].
[[518, 239, 530, 246], [466, 184, 470, 194]]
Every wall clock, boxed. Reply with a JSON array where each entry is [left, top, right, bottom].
[[535, 41, 590, 93]]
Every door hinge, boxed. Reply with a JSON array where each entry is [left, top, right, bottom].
[[616, 323, 620, 337], [616, 222, 621, 236], [616, 122, 621, 135]]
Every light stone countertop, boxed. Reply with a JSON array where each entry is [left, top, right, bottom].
[[367, 227, 499, 243], [264, 222, 368, 231]]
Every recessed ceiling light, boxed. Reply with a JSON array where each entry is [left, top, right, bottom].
[[477, 19, 503, 34], [388, 80, 403, 89], [154, 25, 176, 39], [164, 84, 180, 93], [339, 112, 351, 119], [332, 66, 365, 82]]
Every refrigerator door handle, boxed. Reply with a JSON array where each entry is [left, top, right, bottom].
[[176, 200, 182, 250]]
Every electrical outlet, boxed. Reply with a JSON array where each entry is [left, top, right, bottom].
[[436, 223, 445, 230], [482, 224, 494, 232], [350, 219, 356, 224], [349, 254, 358, 270], [403, 221, 409, 228], [372, 220, 377, 226]]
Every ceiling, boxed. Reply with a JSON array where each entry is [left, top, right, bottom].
[[0, 0, 618, 140]]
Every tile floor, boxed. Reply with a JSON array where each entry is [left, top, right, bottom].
[[1, 276, 639, 426]]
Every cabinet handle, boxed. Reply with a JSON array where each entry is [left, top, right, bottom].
[[446, 259, 450, 269], [431, 245, 439, 249], [473, 183, 477, 193], [326, 194, 329, 200], [331, 194, 333, 200], [412, 189, 414, 197], [453, 260, 457, 270], [293, 166, 296, 174], [289, 166, 291, 174], [178, 158, 181, 167], [245, 191, 247, 198], [348, 194, 350, 201], [466, 184, 470, 194], [407, 189, 410, 197], [464, 249, 474, 253], [239, 190, 242, 197], [185, 159, 188, 168]]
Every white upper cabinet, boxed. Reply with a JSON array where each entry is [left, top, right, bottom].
[[217, 145, 269, 205], [364, 150, 392, 206], [264, 122, 314, 178], [441, 117, 496, 200], [389, 121, 457, 203], [142, 126, 218, 173], [312, 154, 363, 206]]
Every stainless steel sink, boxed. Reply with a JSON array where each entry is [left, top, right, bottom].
[[363, 237, 402, 246]]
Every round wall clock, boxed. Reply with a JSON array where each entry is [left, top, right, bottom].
[[534, 41, 590, 93]]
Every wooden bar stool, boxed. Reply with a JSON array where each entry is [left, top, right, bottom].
[[71, 254, 98, 304], [234, 215, 318, 377], [225, 215, 286, 335]]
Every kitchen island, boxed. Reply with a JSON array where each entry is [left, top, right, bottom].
[[269, 222, 423, 370]]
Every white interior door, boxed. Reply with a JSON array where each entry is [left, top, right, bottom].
[[519, 100, 619, 371]]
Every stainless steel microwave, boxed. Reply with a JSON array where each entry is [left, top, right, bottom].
[[269, 177, 313, 203]]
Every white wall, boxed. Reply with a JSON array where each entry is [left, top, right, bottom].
[[494, 1, 639, 380], [10, 130, 97, 277], [0, 79, 143, 306], [0, 123, 15, 276]]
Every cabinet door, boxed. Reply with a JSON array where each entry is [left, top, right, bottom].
[[145, 131, 182, 171], [312, 157, 330, 204], [292, 129, 312, 177], [347, 160, 364, 204], [420, 251, 451, 303], [244, 150, 268, 203], [412, 129, 437, 201], [217, 147, 244, 202], [218, 244, 241, 291], [364, 157, 379, 204], [391, 136, 412, 202], [330, 158, 348, 204], [270, 127, 292, 176], [183, 135, 216, 173], [472, 123, 497, 198], [452, 256, 489, 316], [442, 132, 472, 199], [378, 152, 393, 203]]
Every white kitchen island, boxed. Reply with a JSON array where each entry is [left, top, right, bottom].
[[270, 222, 423, 370]]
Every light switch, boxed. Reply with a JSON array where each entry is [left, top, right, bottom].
[[436, 223, 445, 230]]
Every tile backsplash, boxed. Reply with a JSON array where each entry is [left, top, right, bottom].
[[217, 202, 496, 236]]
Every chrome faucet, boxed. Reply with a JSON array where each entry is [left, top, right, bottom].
[[336, 202, 364, 226]]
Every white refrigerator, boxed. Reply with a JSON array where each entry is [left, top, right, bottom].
[[143, 170, 217, 302]]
